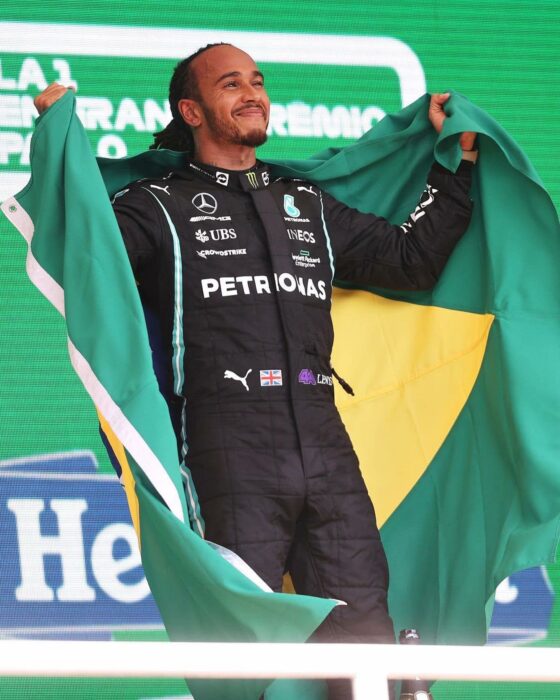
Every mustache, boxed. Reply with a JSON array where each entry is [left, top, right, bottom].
[[234, 103, 266, 115]]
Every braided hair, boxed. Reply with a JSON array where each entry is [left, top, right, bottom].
[[151, 43, 230, 152]]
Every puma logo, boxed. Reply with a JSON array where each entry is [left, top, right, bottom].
[[224, 369, 252, 391], [150, 184, 171, 195], [297, 186, 317, 196]]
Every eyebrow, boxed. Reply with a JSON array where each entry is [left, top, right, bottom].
[[215, 70, 264, 85]]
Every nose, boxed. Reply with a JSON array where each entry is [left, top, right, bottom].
[[241, 81, 262, 102]]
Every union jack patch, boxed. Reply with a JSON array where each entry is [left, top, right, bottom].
[[260, 369, 283, 387]]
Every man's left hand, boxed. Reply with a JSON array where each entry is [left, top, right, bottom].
[[429, 93, 476, 151]]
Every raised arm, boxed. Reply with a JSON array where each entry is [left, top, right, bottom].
[[326, 158, 474, 290], [326, 92, 476, 291]]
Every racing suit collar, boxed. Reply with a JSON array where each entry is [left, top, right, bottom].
[[185, 159, 271, 192]]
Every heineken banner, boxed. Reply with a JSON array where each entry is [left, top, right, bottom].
[[1, 2, 559, 699]]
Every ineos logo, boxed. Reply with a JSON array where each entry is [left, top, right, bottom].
[[192, 193, 218, 214]]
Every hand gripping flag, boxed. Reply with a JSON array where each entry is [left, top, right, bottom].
[[2, 90, 560, 698]]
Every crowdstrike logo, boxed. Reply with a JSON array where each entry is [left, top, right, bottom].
[[192, 193, 218, 215], [196, 248, 247, 259]]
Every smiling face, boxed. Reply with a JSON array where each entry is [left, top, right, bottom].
[[180, 44, 270, 151]]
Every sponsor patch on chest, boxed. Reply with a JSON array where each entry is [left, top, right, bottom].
[[194, 227, 237, 242], [298, 369, 333, 386], [287, 228, 315, 243], [196, 248, 247, 259], [200, 273, 327, 300], [292, 250, 320, 268]]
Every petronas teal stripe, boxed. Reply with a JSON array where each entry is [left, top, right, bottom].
[[319, 191, 335, 280], [180, 463, 205, 538], [178, 398, 205, 536], [180, 397, 189, 459], [142, 188, 185, 395]]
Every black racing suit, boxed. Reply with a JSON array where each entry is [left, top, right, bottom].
[[113, 158, 473, 697]]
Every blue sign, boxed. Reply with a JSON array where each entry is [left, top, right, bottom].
[[488, 566, 554, 645], [1, 451, 554, 646], [0, 451, 163, 639]]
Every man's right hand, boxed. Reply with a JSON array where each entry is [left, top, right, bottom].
[[429, 92, 476, 151], [34, 82, 72, 115]]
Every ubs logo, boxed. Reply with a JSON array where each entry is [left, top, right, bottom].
[[195, 228, 237, 242], [192, 193, 218, 214]]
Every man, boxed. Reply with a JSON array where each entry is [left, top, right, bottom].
[[35, 43, 476, 699]]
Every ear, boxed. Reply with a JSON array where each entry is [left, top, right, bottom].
[[178, 98, 202, 128]]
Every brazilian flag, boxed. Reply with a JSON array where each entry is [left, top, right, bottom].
[[273, 92, 560, 646], [2, 90, 559, 699]]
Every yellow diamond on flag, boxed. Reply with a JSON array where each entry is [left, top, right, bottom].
[[332, 287, 494, 527]]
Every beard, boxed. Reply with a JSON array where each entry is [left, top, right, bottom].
[[202, 102, 268, 148], [234, 127, 268, 148]]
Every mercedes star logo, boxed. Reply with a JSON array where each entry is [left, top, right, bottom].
[[192, 192, 218, 214]]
